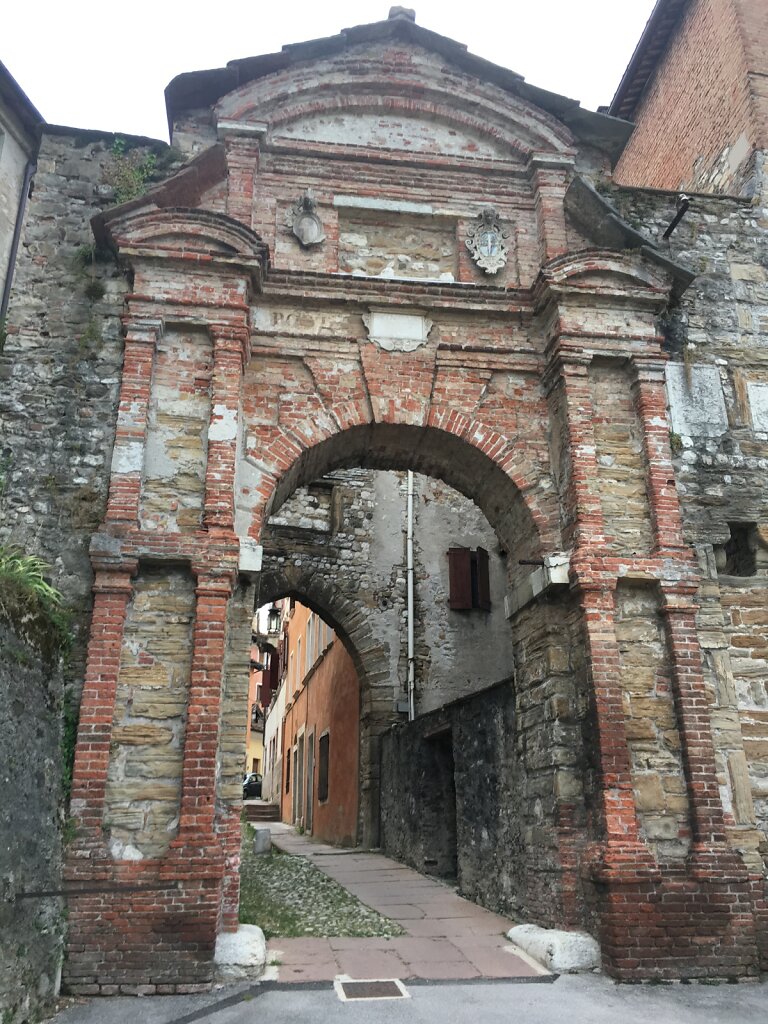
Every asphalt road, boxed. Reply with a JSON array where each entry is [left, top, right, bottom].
[[51, 974, 767, 1024]]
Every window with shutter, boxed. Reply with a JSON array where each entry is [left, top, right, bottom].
[[448, 546, 491, 611], [448, 547, 473, 609], [475, 547, 491, 610], [318, 732, 330, 802]]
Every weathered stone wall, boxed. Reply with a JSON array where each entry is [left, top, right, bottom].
[[591, 363, 653, 555], [615, 581, 690, 862], [0, 623, 64, 1023], [103, 566, 195, 860], [337, 209, 458, 281], [380, 717, 460, 880], [607, 183, 768, 869], [0, 129, 177, 692], [140, 326, 211, 533]]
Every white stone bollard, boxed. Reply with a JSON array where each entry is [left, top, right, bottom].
[[506, 923, 601, 973]]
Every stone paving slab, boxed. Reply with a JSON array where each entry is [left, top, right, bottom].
[[267, 825, 546, 983]]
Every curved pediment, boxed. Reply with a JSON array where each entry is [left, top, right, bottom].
[[537, 250, 675, 305], [103, 207, 268, 264], [215, 41, 577, 162]]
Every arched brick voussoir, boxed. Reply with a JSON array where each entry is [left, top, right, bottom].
[[259, 420, 557, 560], [427, 408, 558, 548], [257, 564, 387, 709]]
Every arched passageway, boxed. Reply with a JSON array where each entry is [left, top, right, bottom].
[[60, 9, 760, 988]]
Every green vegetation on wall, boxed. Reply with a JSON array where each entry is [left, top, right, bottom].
[[0, 547, 71, 661]]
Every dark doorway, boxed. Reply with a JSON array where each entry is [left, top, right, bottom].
[[422, 728, 458, 881]]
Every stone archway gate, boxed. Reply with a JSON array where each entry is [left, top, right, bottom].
[[64, 16, 762, 992]]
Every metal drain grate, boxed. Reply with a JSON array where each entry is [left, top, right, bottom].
[[335, 978, 409, 1001]]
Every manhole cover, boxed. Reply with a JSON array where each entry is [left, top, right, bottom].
[[335, 978, 409, 1001]]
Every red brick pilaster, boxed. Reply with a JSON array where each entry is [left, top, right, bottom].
[[174, 570, 234, 842], [546, 353, 606, 551], [576, 582, 656, 873], [631, 358, 687, 553], [224, 136, 261, 228], [68, 565, 136, 847], [105, 321, 159, 524], [204, 326, 249, 532], [528, 154, 572, 262], [660, 585, 745, 875]]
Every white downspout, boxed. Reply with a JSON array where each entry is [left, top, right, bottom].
[[406, 470, 415, 721]]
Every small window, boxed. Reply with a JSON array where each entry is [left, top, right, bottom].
[[448, 547, 491, 610], [285, 750, 291, 793], [318, 732, 330, 802], [721, 523, 757, 577]]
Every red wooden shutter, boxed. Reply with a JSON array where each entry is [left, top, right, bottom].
[[476, 547, 491, 610], [448, 547, 472, 610]]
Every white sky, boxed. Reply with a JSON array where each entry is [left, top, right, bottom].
[[3, 1, 655, 142]]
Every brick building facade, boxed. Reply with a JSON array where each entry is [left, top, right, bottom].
[[612, 0, 768, 197], [1, 4, 768, 997]]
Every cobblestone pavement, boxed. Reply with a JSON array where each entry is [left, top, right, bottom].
[[266, 824, 546, 983]]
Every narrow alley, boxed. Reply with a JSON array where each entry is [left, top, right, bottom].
[[263, 824, 546, 983]]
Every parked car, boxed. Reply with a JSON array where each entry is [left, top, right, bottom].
[[243, 772, 263, 798]]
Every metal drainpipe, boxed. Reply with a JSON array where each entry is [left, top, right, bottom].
[[0, 156, 36, 324], [406, 470, 415, 721]]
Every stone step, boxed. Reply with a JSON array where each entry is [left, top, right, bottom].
[[244, 803, 281, 822]]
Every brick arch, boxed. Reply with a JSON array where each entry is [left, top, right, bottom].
[[256, 564, 392, 848], [257, 563, 387, 719], [254, 420, 557, 560]]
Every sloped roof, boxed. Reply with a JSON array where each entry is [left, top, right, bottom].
[[609, 0, 690, 120], [165, 11, 633, 163], [0, 60, 44, 142]]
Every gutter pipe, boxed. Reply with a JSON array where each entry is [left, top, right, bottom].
[[662, 194, 690, 240], [406, 470, 415, 721]]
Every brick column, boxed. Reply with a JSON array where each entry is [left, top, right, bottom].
[[105, 320, 159, 524], [68, 566, 135, 847], [631, 358, 687, 553], [660, 585, 745, 875], [577, 583, 655, 869], [174, 570, 234, 844], [204, 326, 248, 532], [224, 136, 261, 227], [550, 348, 655, 873], [528, 155, 572, 263], [546, 353, 607, 551]]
